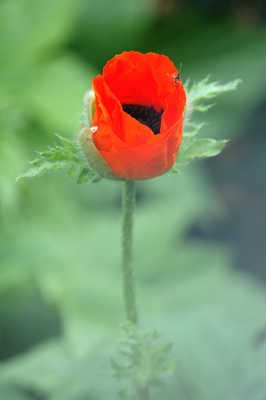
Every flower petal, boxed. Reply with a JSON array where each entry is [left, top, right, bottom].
[[102, 51, 178, 110], [93, 75, 155, 147], [96, 117, 184, 180]]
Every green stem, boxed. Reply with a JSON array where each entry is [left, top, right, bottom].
[[121, 180, 150, 400], [121, 180, 138, 324]]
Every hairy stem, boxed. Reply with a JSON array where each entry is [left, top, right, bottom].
[[121, 180, 151, 399], [121, 180, 138, 324]]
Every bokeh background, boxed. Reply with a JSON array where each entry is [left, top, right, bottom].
[[1, 0, 266, 399]]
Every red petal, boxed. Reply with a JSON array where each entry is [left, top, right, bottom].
[[93, 75, 155, 146], [102, 51, 179, 110], [97, 117, 184, 180]]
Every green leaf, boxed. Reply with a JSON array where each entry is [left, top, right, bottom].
[[77, 167, 101, 184], [178, 138, 228, 161], [171, 77, 240, 173], [184, 76, 241, 121], [16, 134, 101, 184], [183, 122, 205, 138], [112, 323, 175, 396]]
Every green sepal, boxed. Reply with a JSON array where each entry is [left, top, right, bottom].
[[78, 125, 121, 181]]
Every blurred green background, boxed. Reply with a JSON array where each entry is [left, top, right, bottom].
[[1, 0, 266, 398]]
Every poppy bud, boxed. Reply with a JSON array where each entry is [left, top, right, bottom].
[[79, 51, 186, 181]]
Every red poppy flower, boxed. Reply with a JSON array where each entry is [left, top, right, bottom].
[[84, 51, 186, 180]]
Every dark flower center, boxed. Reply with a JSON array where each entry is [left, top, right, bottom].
[[122, 104, 163, 135]]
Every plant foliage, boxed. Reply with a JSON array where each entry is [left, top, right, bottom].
[[173, 77, 241, 171], [16, 135, 101, 184], [111, 323, 174, 397]]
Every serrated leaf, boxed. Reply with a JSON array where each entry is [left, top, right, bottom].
[[178, 138, 228, 161], [193, 103, 214, 112], [16, 160, 71, 180], [171, 77, 239, 174], [16, 134, 101, 184], [112, 323, 175, 397], [184, 77, 241, 121], [77, 167, 100, 184], [183, 122, 205, 138]]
